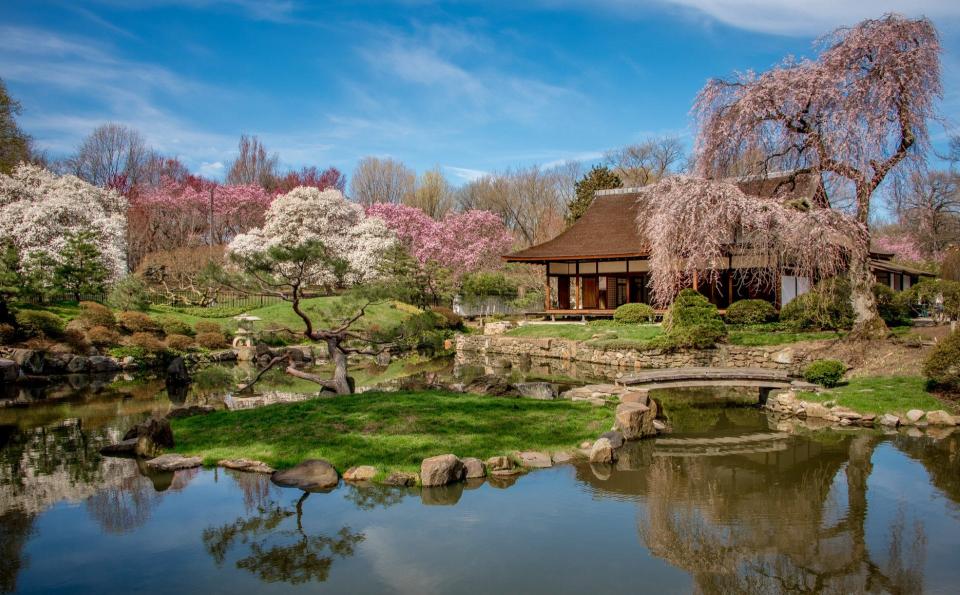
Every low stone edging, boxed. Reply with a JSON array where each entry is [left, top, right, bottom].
[[456, 334, 824, 374]]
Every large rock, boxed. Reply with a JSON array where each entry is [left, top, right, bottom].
[[123, 417, 174, 458], [383, 472, 418, 486], [551, 451, 573, 464], [600, 430, 625, 449], [905, 409, 925, 424], [589, 437, 616, 464], [166, 357, 191, 385], [272, 459, 340, 491], [516, 451, 552, 468], [513, 382, 557, 400], [462, 457, 486, 479], [99, 438, 138, 456], [620, 391, 650, 405], [219, 459, 274, 474], [343, 465, 377, 482], [165, 405, 215, 420], [879, 414, 900, 427], [464, 375, 516, 397], [9, 349, 43, 374], [88, 356, 120, 373], [0, 358, 19, 383], [66, 356, 91, 373], [802, 402, 832, 420], [420, 454, 465, 487], [615, 402, 656, 439], [145, 454, 203, 471], [925, 410, 958, 426]]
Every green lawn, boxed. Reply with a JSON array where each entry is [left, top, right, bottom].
[[171, 390, 612, 474], [798, 376, 954, 415], [728, 329, 844, 346], [506, 322, 662, 342]]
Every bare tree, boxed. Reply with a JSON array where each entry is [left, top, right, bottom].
[[406, 166, 453, 218], [226, 134, 279, 189], [605, 136, 685, 186], [889, 169, 960, 258], [349, 156, 415, 206], [66, 123, 149, 187]]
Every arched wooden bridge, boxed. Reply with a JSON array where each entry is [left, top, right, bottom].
[[615, 367, 818, 404]]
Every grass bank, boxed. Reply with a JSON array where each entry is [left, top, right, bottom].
[[506, 321, 844, 348], [171, 390, 612, 474], [798, 376, 955, 415]]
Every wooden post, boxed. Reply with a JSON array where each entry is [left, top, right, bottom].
[[575, 275, 581, 310], [693, 270, 699, 291], [544, 275, 551, 311], [727, 271, 734, 306]]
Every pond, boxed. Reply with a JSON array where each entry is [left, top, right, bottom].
[[1, 358, 959, 593]]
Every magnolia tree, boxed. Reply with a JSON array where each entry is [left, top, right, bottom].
[[366, 203, 513, 303], [0, 164, 127, 285], [226, 188, 397, 394], [129, 176, 272, 269], [691, 15, 941, 334], [636, 176, 868, 306]]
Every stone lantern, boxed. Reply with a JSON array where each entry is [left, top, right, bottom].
[[232, 314, 261, 361]]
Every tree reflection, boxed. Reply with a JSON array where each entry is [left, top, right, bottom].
[[202, 494, 364, 584], [343, 483, 411, 511], [0, 510, 34, 594], [630, 433, 929, 593]]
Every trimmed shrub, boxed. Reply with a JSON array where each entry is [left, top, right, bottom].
[[15, 310, 64, 339], [658, 289, 727, 350], [195, 321, 224, 335], [0, 323, 15, 344], [429, 306, 463, 329], [87, 325, 120, 348], [725, 299, 777, 325], [196, 331, 227, 349], [923, 330, 960, 390], [165, 334, 195, 351], [129, 331, 166, 353], [872, 284, 911, 327], [803, 359, 846, 387], [780, 277, 854, 331], [78, 301, 116, 329], [117, 311, 160, 334], [159, 318, 194, 337], [613, 303, 656, 324], [108, 275, 152, 312], [61, 328, 89, 352]]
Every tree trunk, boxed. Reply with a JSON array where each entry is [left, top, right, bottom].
[[848, 251, 887, 339], [326, 336, 353, 395]]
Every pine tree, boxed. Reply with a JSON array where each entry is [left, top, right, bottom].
[[0, 241, 21, 325], [54, 231, 109, 302], [0, 78, 33, 174], [566, 166, 622, 224]]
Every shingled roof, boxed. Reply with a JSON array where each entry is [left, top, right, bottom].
[[504, 172, 818, 263]]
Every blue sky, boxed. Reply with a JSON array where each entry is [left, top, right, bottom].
[[2, 0, 960, 184]]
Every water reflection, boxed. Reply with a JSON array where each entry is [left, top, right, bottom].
[[202, 494, 365, 585]]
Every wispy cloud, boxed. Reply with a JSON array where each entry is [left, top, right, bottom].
[[445, 165, 488, 181], [91, 0, 304, 23], [548, 0, 960, 36]]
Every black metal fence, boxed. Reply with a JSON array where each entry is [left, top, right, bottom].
[[23, 290, 287, 310]]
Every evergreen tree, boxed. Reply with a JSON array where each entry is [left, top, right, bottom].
[[53, 231, 109, 302], [0, 241, 21, 325], [566, 165, 622, 223], [0, 78, 33, 174]]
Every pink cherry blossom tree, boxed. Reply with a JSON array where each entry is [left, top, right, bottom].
[[366, 203, 513, 302], [691, 14, 941, 334]]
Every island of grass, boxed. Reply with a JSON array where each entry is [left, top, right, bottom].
[[171, 390, 613, 476], [797, 376, 957, 416]]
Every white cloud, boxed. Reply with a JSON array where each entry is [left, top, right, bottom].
[[554, 0, 960, 36], [91, 0, 303, 23], [445, 165, 488, 181], [198, 161, 225, 178]]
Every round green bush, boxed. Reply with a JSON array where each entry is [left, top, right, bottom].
[[872, 284, 911, 327], [725, 299, 777, 325], [803, 359, 846, 387], [117, 311, 160, 334], [923, 330, 960, 390], [780, 278, 854, 331], [14, 310, 64, 339], [429, 306, 464, 329], [78, 301, 116, 329], [659, 289, 727, 349], [613, 303, 656, 324]]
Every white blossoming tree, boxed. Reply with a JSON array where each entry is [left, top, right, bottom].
[[0, 164, 128, 291], [227, 187, 398, 394]]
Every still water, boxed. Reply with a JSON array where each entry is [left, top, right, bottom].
[[1, 365, 959, 594]]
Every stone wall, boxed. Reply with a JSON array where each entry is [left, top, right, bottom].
[[456, 334, 830, 375]]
